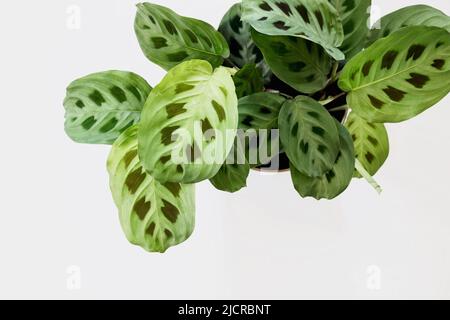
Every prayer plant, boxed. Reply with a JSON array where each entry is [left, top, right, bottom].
[[63, 1, 450, 253]]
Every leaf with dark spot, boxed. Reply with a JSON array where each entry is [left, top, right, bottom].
[[175, 83, 195, 94], [89, 90, 106, 106], [365, 152, 375, 164], [124, 150, 138, 168], [340, 26, 450, 123], [100, 118, 119, 133], [125, 168, 146, 194], [275, 2, 292, 16], [201, 118, 213, 135], [164, 229, 173, 238], [76, 100, 85, 108], [167, 51, 189, 62], [295, 5, 310, 23], [233, 63, 264, 98], [406, 44, 426, 61], [184, 29, 198, 43], [163, 20, 178, 35], [279, 96, 340, 177], [314, 11, 324, 29], [81, 116, 96, 130], [382, 51, 398, 70], [383, 86, 406, 102], [290, 120, 355, 200], [406, 73, 430, 89], [107, 125, 195, 253], [135, 3, 229, 71], [368, 95, 384, 109], [166, 103, 187, 119], [331, 0, 371, 58], [241, 0, 345, 61], [432, 59, 445, 70], [212, 100, 226, 121], [159, 155, 171, 164], [312, 126, 325, 137], [110, 86, 127, 103], [146, 222, 156, 236], [138, 60, 238, 184], [64, 71, 152, 144], [273, 21, 290, 30], [133, 197, 151, 220], [151, 37, 168, 49], [345, 112, 389, 177], [362, 60, 374, 77], [251, 29, 332, 94], [367, 5, 450, 46], [163, 182, 182, 197], [259, 2, 273, 11], [161, 200, 180, 223]]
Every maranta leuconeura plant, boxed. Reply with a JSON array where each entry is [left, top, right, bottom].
[[63, 1, 450, 253]]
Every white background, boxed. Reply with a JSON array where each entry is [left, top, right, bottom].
[[0, 0, 449, 299]]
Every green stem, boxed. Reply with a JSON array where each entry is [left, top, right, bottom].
[[319, 92, 346, 105], [266, 89, 293, 99], [331, 61, 340, 82], [224, 58, 238, 69], [355, 159, 382, 194], [328, 105, 349, 113]]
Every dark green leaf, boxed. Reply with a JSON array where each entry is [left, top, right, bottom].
[[330, 0, 372, 59], [291, 120, 355, 200], [63, 70, 152, 145], [279, 96, 340, 177], [135, 3, 230, 71], [219, 3, 271, 82], [252, 30, 332, 94], [233, 64, 264, 98], [210, 138, 250, 193], [239, 92, 286, 167]]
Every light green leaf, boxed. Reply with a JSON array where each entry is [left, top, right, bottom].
[[239, 92, 286, 167], [219, 3, 271, 82], [251, 30, 332, 94], [239, 92, 286, 130], [291, 120, 355, 200], [339, 26, 450, 123], [330, 0, 372, 59], [138, 60, 238, 184], [242, 0, 345, 60], [210, 138, 250, 193], [63, 70, 152, 145], [346, 112, 389, 177], [107, 125, 195, 253], [367, 5, 450, 47], [233, 63, 264, 99], [279, 96, 340, 177], [134, 3, 229, 71]]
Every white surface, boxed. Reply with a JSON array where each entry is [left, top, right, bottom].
[[0, 0, 449, 299]]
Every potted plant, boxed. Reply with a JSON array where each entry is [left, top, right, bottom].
[[63, 1, 450, 253]]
